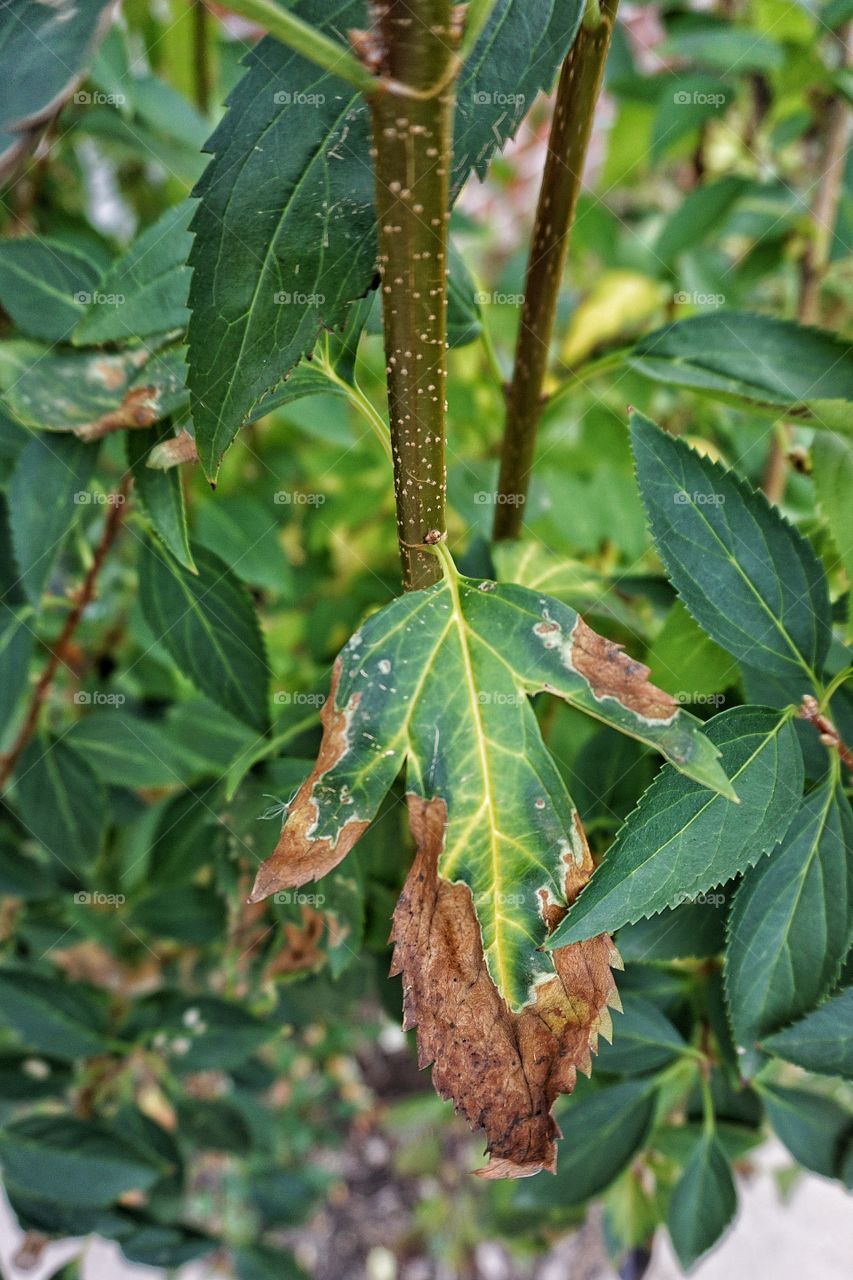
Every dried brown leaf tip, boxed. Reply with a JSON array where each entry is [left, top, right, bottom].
[[391, 796, 620, 1179], [568, 616, 677, 722]]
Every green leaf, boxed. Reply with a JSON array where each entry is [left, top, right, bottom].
[[812, 433, 853, 642], [8, 433, 98, 606], [131, 886, 226, 945], [123, 992, 275, 1073], [511, 1081, 657, 1208], [138, 540, 271, 734], [725, 782, 853, 1076], [252, 552, 729, 1012], [654, 175, 750, 265], [666, 1131, 737, 1271], [761, 1084, 853, 1179], [547, 707, 803, 947], [595, 994, 689, 1074], [0, 0, 115, 179], [0, 340, 187, 436], [762, 988, 853, 1079], [0, 238, 100, 342], [447, 242, 482, 347], [175, 1098, 252, 1153], [492, 540, 646, 631], [127, 424, 195, 571], [73, 202, 193, 345], [0, 1115, 165, 1209], [616, 896, 728, 963], [119, 1223, 215, 1268], [631, 412, 831, 682], [0, 494, 34, 723], [0, 839, 57, 901], [65, 710, 220, 788], [16, 737, 107, 872], [193, 494, 293, 594], [626, 313, 853, 415], [233, 1245, 310, 1280], [187, 0, 586, 476], [0, 969, 106, 1059], [647, 601, 738, 701], [0, 1052, 71, 1101]]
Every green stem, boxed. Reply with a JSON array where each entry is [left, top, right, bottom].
[[493, 0, 619, 540], [457, 0, 499, 61], [367, 1, 457, 591], [217, 0, 378, 95], [699, 1069, 716, 1137], [819, 664, 853, 712], [316, 343, 393, 461], [545, 344, 631, 413], [192, 0, 212, 113]]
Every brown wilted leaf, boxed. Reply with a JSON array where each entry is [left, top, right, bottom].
[[568, 616, 677, 722], [391, 795, 620, 1179], [249, 661, 369, 904]]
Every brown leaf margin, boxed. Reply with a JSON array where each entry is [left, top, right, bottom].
[[391, 795, 621, 1178]]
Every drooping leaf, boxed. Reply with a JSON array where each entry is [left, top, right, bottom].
[[762, 988, 853, 1079], [16, 737, 107, 872], [247, 554, 732, 1174], [0, 0, 116, 179], [138, 539, 271, 734], [0, 238, 100, 342], [725, 781, 853, 1076], [0, 1115, 165, 1209], [127, 424, 195, 571], [666, 1131, 737, 1271], [73, 202, 194, 345], [0, 341, 187, 437], [812, 433, 853, 642], [0, 494, 34, 722], [446, 242, 482, 347], [8, 433, 98, 606], [626, 313, 853, 416], [187, 0, 587, 476], [492, 539, 647, 631], [647, 600, 738, 701], [0, 969, 106, 1060], [631, 412, 831, 682], [595, 994, 689, 1074], [65, 709, 226, 789], [511, 1080, 658, 1208], [119, 1223, 216, 1269], [654, 175, 750, 265], [761, 1084, 853, 1180], [547, 707, 803, 946]]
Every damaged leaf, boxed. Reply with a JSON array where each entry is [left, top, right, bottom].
[[248, 549, 733, 1174], [0, 342, 187, 437]]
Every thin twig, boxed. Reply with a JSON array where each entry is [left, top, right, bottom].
[[800, 694, 853, 772], [493, 0, 619, 540], [0, 475, 132, 791]]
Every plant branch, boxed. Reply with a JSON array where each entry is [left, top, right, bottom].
[[493, 0, 619, 540], [217, 0, 379, 95], [367, 1, 458, 590], [763, 22, 852, 504], [800, 694, 853, 772], [0, 476, 131, 792], [192, 0, 213, 114]]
